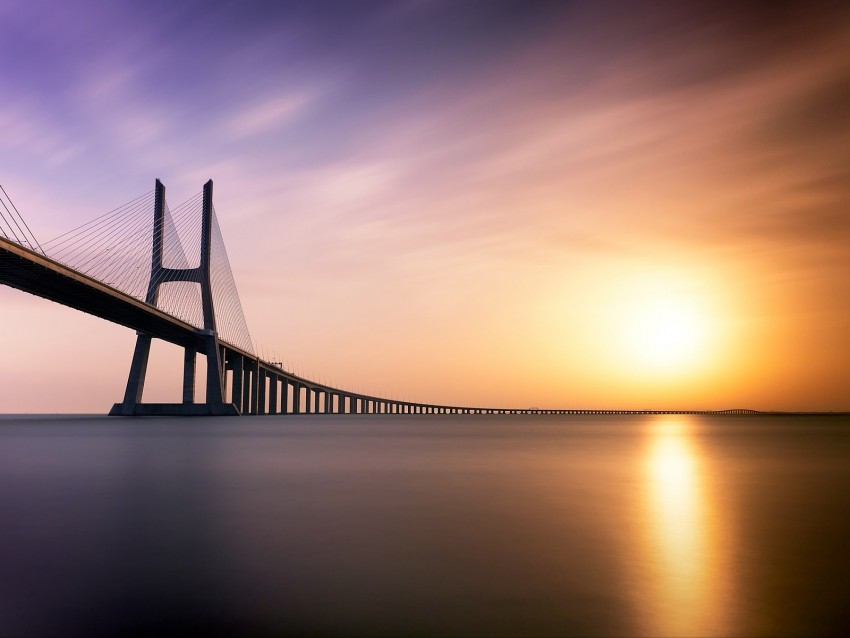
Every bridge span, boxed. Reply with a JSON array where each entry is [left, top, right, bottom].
[[1, 179, 768, 417]]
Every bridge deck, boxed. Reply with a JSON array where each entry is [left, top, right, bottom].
[[0, 237, 208, 351]]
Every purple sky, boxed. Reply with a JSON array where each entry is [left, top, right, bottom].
[[2, 1, 850, 411]]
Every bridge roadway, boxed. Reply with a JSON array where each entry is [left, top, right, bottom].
[[0, 235, 772, 417]]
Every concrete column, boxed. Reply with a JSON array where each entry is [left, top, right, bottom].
[[293, 383, 301, 414], [257, 368, 267, 415], [281, 380, 289, 414], [269, 375, 278, 414], [250, 362, 260, 415], [231, 355, 243, 413], [243, 366, 252, 414], [203, 340, 224, 406], [119, 333, 152, 414], [182, 347, 196, 404]]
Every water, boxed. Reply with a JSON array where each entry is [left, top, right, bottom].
[[0, 414, 848, 637]]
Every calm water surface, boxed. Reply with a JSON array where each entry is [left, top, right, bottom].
[[0, 414, 848, 636]]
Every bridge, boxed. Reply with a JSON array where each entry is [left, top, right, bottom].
[[0, 179, 764, 417]]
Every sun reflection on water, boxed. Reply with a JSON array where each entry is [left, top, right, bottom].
[[639, 418, 732, 636]]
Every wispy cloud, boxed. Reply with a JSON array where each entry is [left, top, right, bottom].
[[0, 102, 82, 166], [225, 91, 315, 140]]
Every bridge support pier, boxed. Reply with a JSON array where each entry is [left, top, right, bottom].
[[231, 355, 243, 413], [183, 348, 195, 404], [115, 333, 152, 415], [243, 364, 253, 414], [269, 376, 278, 414], [257, 368, 267, 415]]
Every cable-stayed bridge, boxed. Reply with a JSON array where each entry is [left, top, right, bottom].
[[0, 179, 762, 416]]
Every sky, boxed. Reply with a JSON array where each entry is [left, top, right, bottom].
[[1, 0, 849, 412]]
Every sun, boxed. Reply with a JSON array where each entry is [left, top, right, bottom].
[[629, 300, 706, 371]]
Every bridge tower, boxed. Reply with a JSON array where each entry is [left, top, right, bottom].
[[110, 179, 238, 416]]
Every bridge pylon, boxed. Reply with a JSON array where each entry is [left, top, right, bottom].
[[110, 179, 238, 416]]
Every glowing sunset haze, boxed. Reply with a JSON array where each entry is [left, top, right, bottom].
[[1, 0, 848, 412]]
